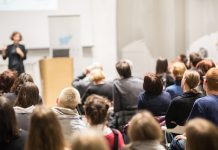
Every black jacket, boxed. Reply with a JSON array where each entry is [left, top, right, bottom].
[[165, 92, 203, 128], [3, 44, 27, 75]]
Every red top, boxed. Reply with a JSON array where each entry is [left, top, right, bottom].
[[104, 130, 125, 150]]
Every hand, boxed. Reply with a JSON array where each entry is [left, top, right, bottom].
[[16, 47, 24, 58], [175, 134, 187, 140]]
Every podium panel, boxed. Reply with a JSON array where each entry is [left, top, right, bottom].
[[39, 58, 73, 106]]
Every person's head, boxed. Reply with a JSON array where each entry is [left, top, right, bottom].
[[116, 59, 132, 78], [171, 62, 186, 80], [71, 130, 110, 150], [0, 70, 17, 93], [186, 118, 218, 150], [204, 67, 218, 93], [155, 57, 168, 74], [15, 82, 40, 108], [57, 87, 81, 110], [84, 94, 110, 126], [0, 96, 19, 143], [178, 54, 188, 64], [11, 73, 34, 95], [189, 52, 202, 68], [10, 31, 22, 43], [196, 59, 216, 76], [181, 70, 200, 91], [26, 106, 65, 150], [89, 69, 106, 84], [143, 73, 163, 95], [85, 62, 103, 75], [128, 111, 162, 142]]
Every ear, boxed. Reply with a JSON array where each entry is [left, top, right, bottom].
[[56, 98, 59, 105], [203, 78, 207, 91]]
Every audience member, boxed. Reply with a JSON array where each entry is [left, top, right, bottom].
[[165, 70, 203, 128], [14, 82, 40, 130], [82, 69, 113, 103], [72, 62, 103, 97], [113, 59, 143, 129], [196, 59, 216, 95], [71, 130, 110, 150], [84, 94, 124, 150], [185, 118, 218, 150], [188, 52, 202, 70], [51, 87, 86, 143], [155, 57, 174, 89], [124, 111, 165, 150], [4, 73, 42, 105], [166, 62, 186, 98], [0, 70, 17, 105], [188, 67, 218, 126], [0, 96, 28, 150], [138, 73, 171, 116], [25, 106, 66, 150], [177, 54, 188, 69]]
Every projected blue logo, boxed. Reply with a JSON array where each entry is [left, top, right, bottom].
[[58, 35, 72, 46]]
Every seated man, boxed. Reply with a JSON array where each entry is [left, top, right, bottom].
[[188, 67, 218, 126], [51, 87, 86, 143], [113, 59, 143, 129]]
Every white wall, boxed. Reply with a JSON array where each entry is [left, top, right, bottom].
[[117, 0, 185, 77], [0, 0, 93, 48], [0, 0, 118, 94]]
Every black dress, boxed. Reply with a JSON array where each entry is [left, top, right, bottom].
[[3, 44, 27, 75]]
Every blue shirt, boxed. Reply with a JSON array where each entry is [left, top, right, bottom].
[[137, 91, 171, 116], [165, 80, 183, 99], [188, 95, 218, 126]]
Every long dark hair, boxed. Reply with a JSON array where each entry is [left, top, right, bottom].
[[155, 58, 169, 74], [0, 96, 19, 143], [15, 82, 40, 108]]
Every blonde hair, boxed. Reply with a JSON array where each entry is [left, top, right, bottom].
[[183, 70, 200, 89], [128, 111, 162, 142], [71, 130, 109, 150], [58, 87, 81, 109], [26, 106, 65, 150], [90, 69, 106, 83], [171, 62, 186, 80], [186, 118, 218, 150], [205, 67, 218, 91]]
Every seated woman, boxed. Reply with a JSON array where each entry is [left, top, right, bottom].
[[0, 96, 28, 150], [155, 57, 174, 89], [169, 118, 218, 150], [185, 118, 218, 150], [25, 106, 66, 150], [124, 111, 165, 150], [14, 82, 41, 130], [4, 73, 42, 105], [84, 94, 125, 150], [166, 62, 186, 98], [165, 70, 203, 128], [196, 59, 216, 95], [138, 73, 171, 116], [82, 69, 113, 103], [0, 70, 17, 106], [71, 130, 110, 150], [51, 87, 86, 143]]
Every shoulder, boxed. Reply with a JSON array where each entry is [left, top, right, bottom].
[[162, 91, 171, 97]]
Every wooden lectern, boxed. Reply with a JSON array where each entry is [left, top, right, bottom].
[[39, 58, 73, 106]]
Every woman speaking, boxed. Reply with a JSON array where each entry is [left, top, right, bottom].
[[2, 31, 27, 75]]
